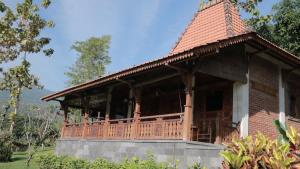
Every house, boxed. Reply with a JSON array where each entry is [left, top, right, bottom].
[[42, 0, 300, 168]]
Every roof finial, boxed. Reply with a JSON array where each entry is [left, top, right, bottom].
[[199, 0, 206, 11]]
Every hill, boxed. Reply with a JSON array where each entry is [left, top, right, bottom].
[[0, 88, 54, 109]]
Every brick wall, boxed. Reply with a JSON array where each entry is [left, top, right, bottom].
[[287, 120, 300, 132], [249, 57, 279, 139]]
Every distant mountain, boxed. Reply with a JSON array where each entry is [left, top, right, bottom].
[[0, 88, 54, 107]]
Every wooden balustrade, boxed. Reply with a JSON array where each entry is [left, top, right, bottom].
[[62, 123, 84, 138], [61, 113, 183, 140], [193, 118, 239, 143], [136, 113, 184, 140], [60, 112, 236, 143], [85, 121, 105, 138], [107, 118, 133, 139]]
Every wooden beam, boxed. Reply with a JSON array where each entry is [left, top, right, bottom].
[[165, 63, 187, 73], [116, 78, 134, 88], [134, 73, 179, 87], [192, 57, 206, 73], [248, 48, 269, 57]]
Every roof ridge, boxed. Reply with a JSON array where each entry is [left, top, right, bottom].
[[223, 0, 235, 37]]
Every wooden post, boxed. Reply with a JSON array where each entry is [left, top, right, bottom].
[[104, 87, 113, 138], [215, 116, 222, 144], [127, 88, 134, 119], [183, 73, 193, 141], [132, 88, 141, 139], [61, 103, 69, 138], [81, 97, 89, 139]]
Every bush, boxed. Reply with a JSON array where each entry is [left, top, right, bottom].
[[0, 131, 13, 162], [36, 152, 171, 169], [220, 123, 300, 169]]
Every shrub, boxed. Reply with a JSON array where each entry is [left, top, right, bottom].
[[36, 152, 171, 169], [0, 131, 13, 162], [119, 154, 168, 169], [220, 132, 295, 169], [36, 152, 64, 169], [220, 122, 300, 169], [89, 158, 119, 169]]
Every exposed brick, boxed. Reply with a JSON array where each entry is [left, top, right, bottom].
[[249, 57, 279, 139]]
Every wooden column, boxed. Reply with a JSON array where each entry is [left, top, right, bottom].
[[183, 73, 194, 141], [81, 97, 90, 138], [127, 88, 134, 119], [104, 87, 113, 138], [132, 88, 141, 139], [61, 102, 69, 138], [215, 116, 222, 144]]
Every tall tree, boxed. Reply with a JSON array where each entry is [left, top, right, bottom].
[[0, 0, 54, 133], [65, 36, 111, 86], [272, 0, 300, 56], [245, 0, 300, 57]]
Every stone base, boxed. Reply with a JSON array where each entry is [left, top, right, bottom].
[[56, 139, 224, 169]]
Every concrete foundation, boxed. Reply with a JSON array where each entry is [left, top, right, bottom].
[[56, 139, 224, 169]]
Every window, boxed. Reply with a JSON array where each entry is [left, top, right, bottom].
[[206, 91, 223, 111]]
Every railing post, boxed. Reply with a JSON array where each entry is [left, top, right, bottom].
[[156, 117, 163, 138], [182, 73, 194, 141], [132, 88, 141, 139], [104, 87, 113, 139]]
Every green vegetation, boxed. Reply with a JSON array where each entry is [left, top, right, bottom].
[[0, 132, 13, 162], [0, 152, 38, 169], [220, 121, 300, 169], [0, 0, 54, 133], [0, 148, 53, 169], [65, 36, 111, 86], [36, 152, 171, 169], [240, 0, 300, 57], [35, 152, 207, 169]]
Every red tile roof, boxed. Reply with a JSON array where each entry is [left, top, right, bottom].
[[170, 0, 250, 54]]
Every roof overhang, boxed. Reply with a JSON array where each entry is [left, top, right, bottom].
[[41, 32, 300, 102]]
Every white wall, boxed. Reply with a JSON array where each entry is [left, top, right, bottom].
[[232, 72, 249, 138]]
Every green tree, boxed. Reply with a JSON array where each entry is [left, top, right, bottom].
[[272, 0, 300, 56], [244, 0, 300, 57], [0, 0, 54, 133], [65, 36, 111, 86]]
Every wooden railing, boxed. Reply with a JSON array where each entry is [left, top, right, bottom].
[[193, 117, 239, 143], [61, 113, 184, 140], [136, 113, 184, 140], [61, 112, 237, 143], [85, 121, 105, 138], [107, 118, 133, 139], [63, 123, 84, 138]]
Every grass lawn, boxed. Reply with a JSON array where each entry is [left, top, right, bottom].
[[0, 148, 53, 169]]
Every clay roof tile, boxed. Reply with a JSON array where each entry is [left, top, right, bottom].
[[170, 0, 250, 55]]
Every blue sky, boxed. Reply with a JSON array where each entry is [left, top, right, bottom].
[[3, 0, 279, 91]]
